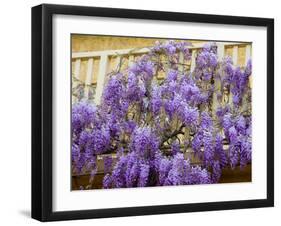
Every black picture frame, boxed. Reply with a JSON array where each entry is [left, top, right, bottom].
[[32, 3, 274, 222]]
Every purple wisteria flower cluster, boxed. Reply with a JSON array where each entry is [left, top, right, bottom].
[[72, 40, 252, 189]]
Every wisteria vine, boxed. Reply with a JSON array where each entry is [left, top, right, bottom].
[[72, 40, 252, 189]]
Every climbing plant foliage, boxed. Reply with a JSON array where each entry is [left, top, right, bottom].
[[72, 40, 252, 189]]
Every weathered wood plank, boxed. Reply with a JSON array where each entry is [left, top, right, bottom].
[[73, 58, 81, 79], [232, 45, 238, 66], [94, 54, 109, 104], [84, 58, 94, 98]]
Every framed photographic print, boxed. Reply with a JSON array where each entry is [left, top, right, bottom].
[[32, 4, 274, 221]]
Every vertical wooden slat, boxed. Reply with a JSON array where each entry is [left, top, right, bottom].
[[212, 43, 225, 115], [227, 45, 238, 106], [95, 54, 109, 105], [190, 50, 196, 72], [84, 58, 94, 98], [72, 58, 81, 103], [245, 44, 252, 88], [212, 77, 222, 117], [232, 46, 238, 66], [128, 55, 134, 67], [217, 43, 225, 61], [245, 44, 251, 65], [179, 52, 184, 72], [115, 56, 121, 71], [74, 58, 81, 79], [230, 46, 238, 106], [238, 44, 252, 114]]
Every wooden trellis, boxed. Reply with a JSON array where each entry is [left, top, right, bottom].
[[72, 42, 251, 105]]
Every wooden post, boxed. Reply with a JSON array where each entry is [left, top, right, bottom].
[[212, 43, 225, 116], [232, 46, 238, 66], [242, 44, 252, 113], [179, 52, 184, 72], [84, 58, 94, 99], [226, 45, 238, 107], [190, 50, 196, 72], [114, 55, 121, 72], [73, 58, 81, 103], [217, 43, 225, 61], [245, 44, 252, 88], [95, 54, 109, 105], [74, 58, 81, 79], [128, 55, 134, 67]]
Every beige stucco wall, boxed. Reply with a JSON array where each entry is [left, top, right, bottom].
[[71, 35, 204, 52]]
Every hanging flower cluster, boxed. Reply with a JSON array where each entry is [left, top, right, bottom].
[[72, 40, 252, 189]]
